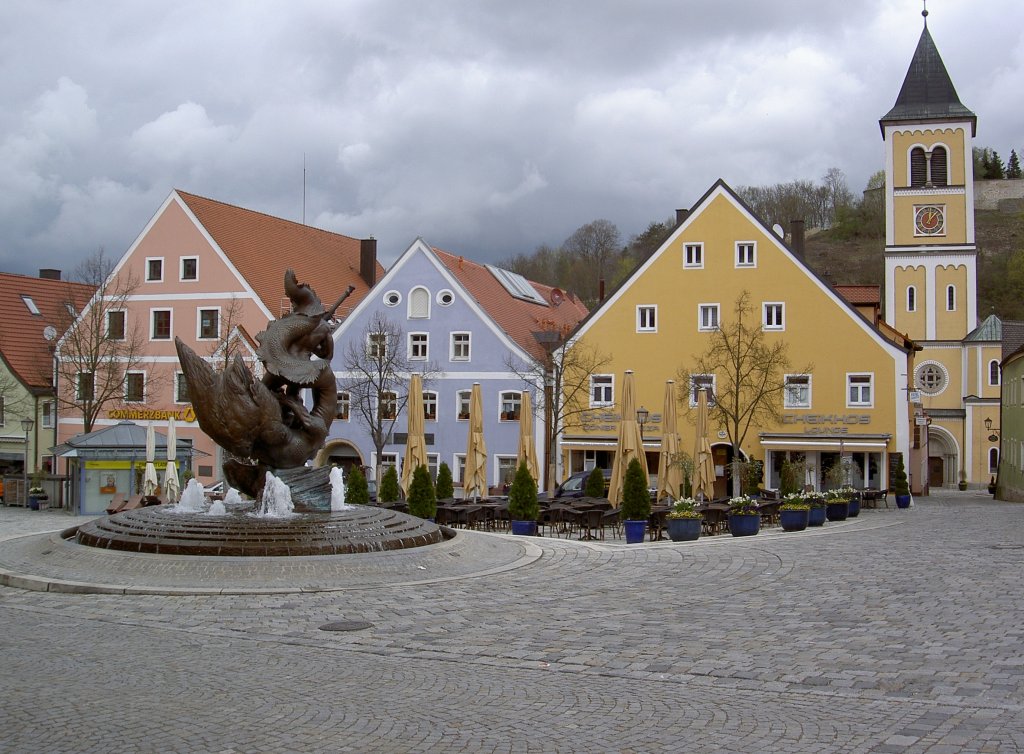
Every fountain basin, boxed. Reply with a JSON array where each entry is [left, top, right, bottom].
[[73, 505, 444, 556]]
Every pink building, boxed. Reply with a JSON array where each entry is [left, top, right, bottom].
[[56, 190, 382, 491]]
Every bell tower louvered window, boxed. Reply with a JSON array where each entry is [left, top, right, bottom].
[[910, 147, 927, 187], [408, 287, 430, 319], [930, 147, 948, 186]]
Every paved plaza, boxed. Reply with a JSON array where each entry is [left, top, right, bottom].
[[0, 491, 1022, 753]]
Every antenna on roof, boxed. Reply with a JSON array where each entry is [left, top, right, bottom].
[[302, 153, 306, 225]]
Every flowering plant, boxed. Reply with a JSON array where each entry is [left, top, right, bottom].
[[667, 498, 701, 519], [780, 492, 809, 511], [728, 495, 758, 515], [28, 486, 46, 495]]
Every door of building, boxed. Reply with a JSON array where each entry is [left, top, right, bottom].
[[928, 456, 944, 488]]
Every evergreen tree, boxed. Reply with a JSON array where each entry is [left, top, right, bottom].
[[435, 462, 454, 500], [620, 458, 652, 521], [1007, 149, 1022, 179], [508, 461, 540, 522], [346, 466, 370, 505], [989, 150, 1006, 179], [585, 465, 606, 497], [379, 466, 400, 503], [406, 465, 437, 520]]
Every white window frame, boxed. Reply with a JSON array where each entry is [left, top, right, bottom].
[[689, 375, 716, 407], [784, 374, 811, 409], [499, 391, 522, 422], [456, 390, 471, 421], [145, 257, 164, 282], [496, 455, 518, 488], [175, 372, 189, 404], [453, 453, 467, 484], [375, 452, 398, 479], [179, 256, 199, 282], [636, 305, 657, 333], [408, 286, 431, 319], [683, 243, 704, 269], [124, 371, 146, 403], [335, 391, 350, 421], [41, 401, 55, 429], [383, 290, 402, 307], [847, 373, 874, 408], [590, 374, 614, 407], [106, 309, 126, 341], [450, 332, 471, 361], [735, 241, 756, 268], [408, 332, 429, 361], [763, 302, 785, 331], [989, 447, 999, 474], [367, 332, 389, 359], [197, 307, 221, 340], [423, 390, 438, 421], [698, 303, 720, 331], [150, 308, 172, 340], [437, 289, 455, 306]]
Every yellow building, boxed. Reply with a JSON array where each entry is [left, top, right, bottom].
[[562, 181, 913, 495], [880, 16, 999, 489]]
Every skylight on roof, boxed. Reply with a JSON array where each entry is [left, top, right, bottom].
[[485, 265, 547, 306], [21, 295, 40, 315]]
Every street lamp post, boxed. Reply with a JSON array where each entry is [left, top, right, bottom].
[[21, 417, 34, 506], [636, 406, 649, 443]]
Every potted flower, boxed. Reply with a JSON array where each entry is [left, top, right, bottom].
[[666, 498, 702, 542], [841, 485, 861, 518], [727, 494, 760, 537], [824, 488, 850, 521], [779, 493, 810, 532], [620, 458, 651, 544], [892, 456, 911, 509], [806, 493, 827, 526], [27, 471, 47, 510], [508, 460, 539, 536]]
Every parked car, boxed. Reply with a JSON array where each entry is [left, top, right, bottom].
[[549, 468, 612, 499]]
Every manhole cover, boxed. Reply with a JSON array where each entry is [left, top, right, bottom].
[[319, 621, 373, 632]]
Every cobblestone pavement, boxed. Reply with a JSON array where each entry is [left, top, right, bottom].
[[1, 492, 1022, 753]]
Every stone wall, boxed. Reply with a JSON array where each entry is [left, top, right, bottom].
[[975, 179, 1024, 211]]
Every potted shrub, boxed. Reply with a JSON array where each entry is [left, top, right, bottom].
[[957, 472, 968, 491], [824, 488, 850, 521], [727, 495, 760, 537], [892, 456, 911, 508], [435, 462, 455, 501], [508, 460, 539, 535], [666, 498, 702, 542], [406, 464, 437, 521], [806, 493, 827, 526], [584, 466, 607, 498], [779, 493, 810, 532], [988, 476, 997, 495], [620, 458, 651, 544], [346, 466, 370, 505], [379, 466, 400, 504]]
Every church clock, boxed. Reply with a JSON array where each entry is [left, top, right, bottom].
[[914, 204, 945, 236]]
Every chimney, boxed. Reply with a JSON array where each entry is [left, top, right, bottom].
[[359, 238, 377, 287], [39, 269, 61, 280], [789, 219, 805, 259], [675, 208, 689, 227], [598, 277, 605, 302]]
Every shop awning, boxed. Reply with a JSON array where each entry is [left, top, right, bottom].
[[759, 433, 892, 451]]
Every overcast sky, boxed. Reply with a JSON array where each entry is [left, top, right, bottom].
[[1, 1, 1020, 278]]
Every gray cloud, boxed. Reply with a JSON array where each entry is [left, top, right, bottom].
[[0, 1, 1019, 276]]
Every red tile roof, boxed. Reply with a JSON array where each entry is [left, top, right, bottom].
[[176, 191, 384, 318], [0, 273, 95, 392], [834, 285, 881, 306], [433, 249, 588, 361]]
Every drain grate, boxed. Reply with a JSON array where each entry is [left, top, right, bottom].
[[319, 621, 373, 632]]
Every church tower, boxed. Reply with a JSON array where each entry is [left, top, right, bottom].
[[881, 9, 977, 341]]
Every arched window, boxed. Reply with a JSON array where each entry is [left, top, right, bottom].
[[907, 286, 916, 312], [910, 147, 927, 187], [990, 360, 1001, 386], [930, 146, 948, 186], [989, 447, 999, 474], [946, 284, 956, 311], [408, 287, 430, 319]]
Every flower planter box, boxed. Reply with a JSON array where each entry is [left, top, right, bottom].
[[895, 494, 911, 509], [728, 513, 760, 537], [825, 501, 849, 521], [807, 507, 826, 526], [666, 517, 701, 542], [779, 508, 809, 532], [510, 520, 537, 536], [847, 497, 861, 518]]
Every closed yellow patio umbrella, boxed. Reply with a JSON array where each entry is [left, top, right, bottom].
[[656, 380, 683, 503], [608, 370, 649, 508], [516, 391, 539, 483], [693, 386, 716, 501], [400, 373, 430, 497], [464, 382, 488, 500]]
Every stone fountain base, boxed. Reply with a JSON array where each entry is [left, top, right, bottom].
[[74, 505, 443, 557]]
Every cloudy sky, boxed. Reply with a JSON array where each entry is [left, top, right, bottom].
[[1, 1, 1021, 277]]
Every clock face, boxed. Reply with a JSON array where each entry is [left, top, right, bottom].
[[914, 205, 945, 236]]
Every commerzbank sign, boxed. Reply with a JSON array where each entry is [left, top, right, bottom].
[[107, 406, 196, 422]]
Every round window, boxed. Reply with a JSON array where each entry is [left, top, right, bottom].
[[383, 290, 401, 307], [437, 289, 455, 306], [916, 363, 947, 395]]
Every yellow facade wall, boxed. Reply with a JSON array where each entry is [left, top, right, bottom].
[[891, 265, 927, 338], [891, 128, 968, 186], [893, 195, 968, 246], [934, 265, 969, 340]]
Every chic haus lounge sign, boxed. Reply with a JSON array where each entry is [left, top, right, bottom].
[[781, 413, 871, 435]]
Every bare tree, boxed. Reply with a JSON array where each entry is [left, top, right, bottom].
[[206, 295, 254, 372], [676, 291, 812, 496], [53, 249, 151, 434], [339, 312, 440, 483], [562, 219, 621, 305], [508, 320, 613, 492]]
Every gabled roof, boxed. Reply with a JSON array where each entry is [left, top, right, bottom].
[[834, 285, 880, 306], [175, 191, 383, 318], [965, 313, 1001, 342], [432, 249, 589, 362], [880, 23, 976, 134], [0, 272, 95, 392]]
